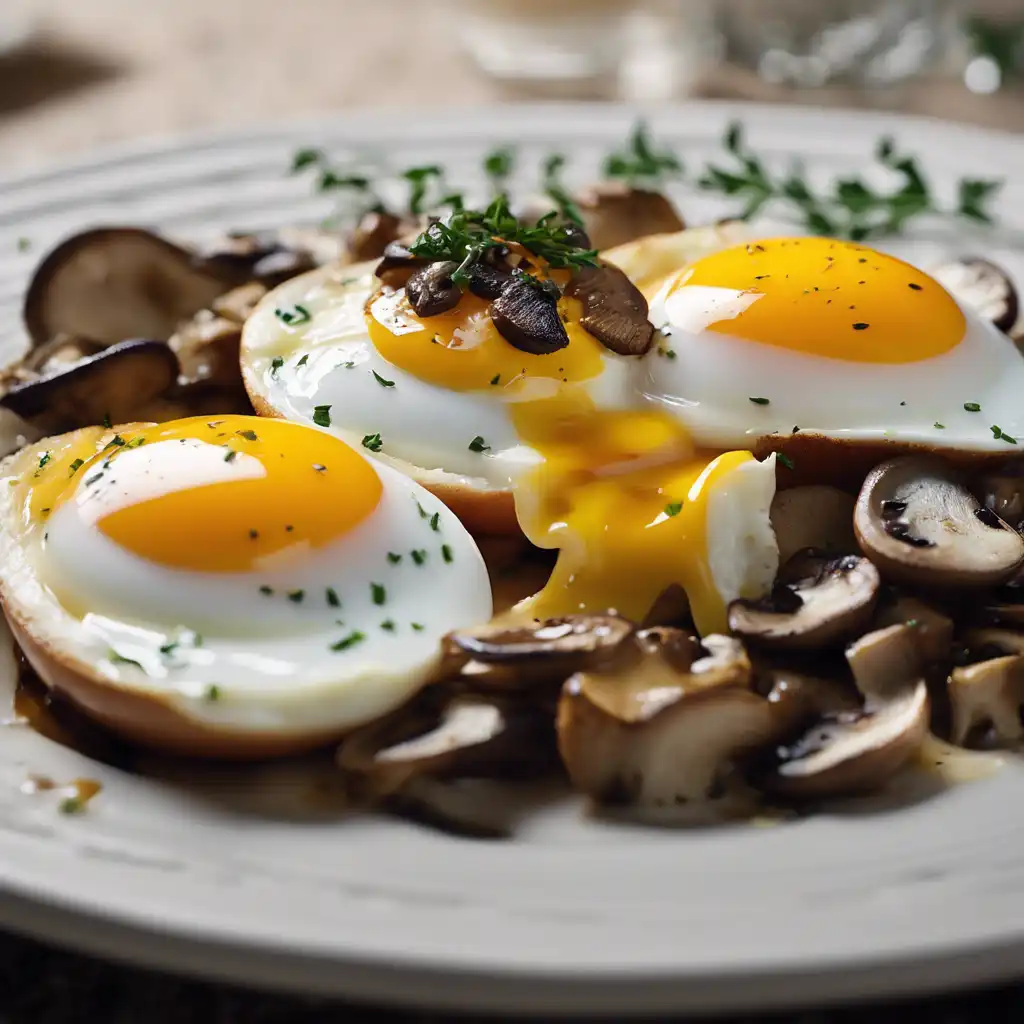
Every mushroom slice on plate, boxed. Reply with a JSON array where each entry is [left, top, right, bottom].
[[974, 462, 1024, 531], [489, 276, 569, 354], [337, 690, 557, 802], [728, 554, 880, 651], [374, 240, 429, 289], [770, 485, 856, 564], [0, 339, 179, 433], [758, 624, 930, 798], [854, 456, 1024, 588], [871, 593, 955, 665], [192, 232, 319, 288], [557, 630, 802, 806], [563, 262, 654, 356], [13, 334, 106, 380], [573, 182, 685, 251], [960, 627, 1024, 659], [348, 211, 407, 262], [169, 311, 242, 388], [23, 228, 237, 346], [211, 282, 269, 324], [947, 654, 1024, 746], [406, 261, 462, 318], [930, 257, 1019, 335]]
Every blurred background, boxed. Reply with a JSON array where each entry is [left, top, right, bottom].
[[1, 0, 1022, 174]]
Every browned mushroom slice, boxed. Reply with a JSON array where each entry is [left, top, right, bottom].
[[574, 182, 685, 251], [169, 311, 242, 388], [348, 210, 405, 262], [449, 614, 634, 666], [770, 485, 856, 564], [728, 554, 880, 651], [337, 690, 558, 803], [758, 624, 929, 798], [872, 594, 954, 665], [192, 232, 318, 288], [375, 240, 429, 289], [564, 263, 654, 356], [948, 654, 1024, 746], [930, 257, 1019, 335], [16, 334, 106, 379], [490, 277, 569, 355], [23, 228, 236, 346], [0, 340, 179, 432], [210, 281, 268, 325], [557, 630, 804, 806], [406, 261, 462, 317], [960, 627, 1024, 659], [974, 462, 1024, 531], [854, 456, 1024, 587]]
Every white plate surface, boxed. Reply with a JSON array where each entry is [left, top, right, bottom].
[[1, 103, 1024, 1016]]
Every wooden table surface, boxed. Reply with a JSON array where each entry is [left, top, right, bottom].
[[1, 1, 1023, 1020]]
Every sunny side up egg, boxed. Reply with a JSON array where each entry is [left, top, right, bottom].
[[0, 415, 491, 757], [643, 236, 1024, 452]]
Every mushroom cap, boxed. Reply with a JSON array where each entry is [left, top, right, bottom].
[[728, 554, 880, 652], [948, 654, 1024, 746], [770, 485, 856, 564], [489, 276, 570, 355], [563, 262, 655, 356], [930, 256, 1019, 335], [574, 183, 685, 251], [854, 456, 1024, 588]]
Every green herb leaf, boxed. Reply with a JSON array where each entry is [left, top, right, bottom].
[[441, 543, 453, 563], [108, 648, 145, 671], [411, 622, 425, 631], [402, 164, 444, 215], [290, 147, 324, 173], [664, 501, 683, 517], [748, 397, 770, 406], [411, 549, 427, 565], [59, 797, 84, 815], [296, 354, 309, 368], [371, 582, 386, 605], [361, 431, 382, 452], [372, 370, 395, 388], [313, 405, 332, 428], [777, 453, 795, 470], [287, 590, 305, 603], [259, 585, 274, 595], [603, 121, 683, 186], [964, 402, 981, 412], [387, 552, 402, 564], [205, 685, 221, 702], [270, 356, 284, 377], [429, 512, 441, 532], [274, 304, 312, 327], [468, 435, 490, 453], [331, 630, 366, 652], [38, 452, 51, 469], [380, 619, 396, 632], [326, 587, 341, 608], [484, 147, 515, 190], [934, 422, 946, 429], [224, 449, 238, 463], [102, 413, 112, 429]]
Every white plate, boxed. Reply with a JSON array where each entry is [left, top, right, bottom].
[[1, 103, 1024, 1017]]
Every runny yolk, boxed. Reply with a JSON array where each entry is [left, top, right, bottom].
[[510, 394, 753, 636], [35, 416, 381, 573], [668, 237, 965, 363]]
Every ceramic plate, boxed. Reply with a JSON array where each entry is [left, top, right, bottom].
[[1, 103, 1023, 1016]]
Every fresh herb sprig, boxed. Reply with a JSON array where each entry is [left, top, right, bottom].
[[603, 121, 683, 187], [484, 147, 516, 194], [409, 194, 598, 286], [696, 122, 1002, 240], [541, 153, 585, 227]]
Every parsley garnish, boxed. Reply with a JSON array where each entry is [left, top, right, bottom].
[[331, 630, 366, 652], [371, 582, 386, 605], [102, 413, 112, 429], [749, 397, 770, 406], [934, 422, 946, 429], [103, 434, 126, 450], [408, 193, 597, 286], [411, 622, 425, 631], [992, 425, 1018, 444], [326, 587, 341, 608], [664, 502, 683, 517], [271, 357, 284, 377], [411, 549, 427, 565], [108, 649, 145, 671], [59, 797, 84, 815], [441, 543, 453, 563], [274, 304, 311, 327], [429, 512, 441, 532], [372, 370, 395, 388], [964, 402, 981, 412], [313, 405, 332, 427], [380, 619, 396, 632], [16, 237, 30, 253], [224, 449, 238, 463], [483, 147, 515, 192], [125, 437, 146, 449], [290, 147, 323, 172], [415, 500, 429, 519], [38, 452, 50, 469], [468, 435, 490, 453], [259, 585, 273, 596], [490, 373, 501, 386], [205, 685, 221, 702], [540, 152, 585, 227], [287, 589, 305, 603], [777, 453, 795, 470], [313, 463, 326, 473], [237, 429, 258, 441], [387, 552, 402, 564], [401, 165, 444, 216], [361, 432, 382, 452], [296, 354, 308, 367]]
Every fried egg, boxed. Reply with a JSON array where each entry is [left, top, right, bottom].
[[642, 236, 1024, 452], [0, 415, 491, 756]]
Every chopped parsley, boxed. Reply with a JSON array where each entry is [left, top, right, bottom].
[[387, 552, 402, 564], [125, 437, 146, 449], [68, 459, 85, 476], [441, 543, 453, 563], [224, 449, 238, 463], [38, 452, 51, 469], [103, 434, 126, 449], [59, 797, 84, 815], [361, 432, 382, 452], [777, 453, 795, 470], [159, 640, 179, 655], [411, 549, 427, 565], [340, 361, 356, 369], [237, 429, 259, 441], [992, 425, 1018, 444], [271, 357, 284, 377], [371, 582, 386, 605], [468, 435, 490, 453], [16, 237, 30, 253], [964, 402, 981, 412], [852, 322, 870, 331], [490, 373, 501, 386], [664, 501, 683, 517], [934, 422, 946, 430], [287, 589, 305, 603], [748, 397, 770, 406], [205, 685, 221, 702], [372, 370, 395, 388], [296, 354, 309, 367], [326, 587, 341, 608], [313, 405, 332, 428], [84, 472, 104, 487], [259, 585, 274, 596], [429, 512, 441, 532], [380, 619, 396, 632], [102, 413, 112, 429], [331, 630, 366, 652], [415, 500, 429, 519], [274, 304, 311, 326], [411, 622, 425, 631], [108, 649, 145, 670]]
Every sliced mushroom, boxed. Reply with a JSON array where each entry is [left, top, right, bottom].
[[855, 456, 1024, 588], [465, 260, 512, 300], [930, 257, 1019, 335], [490, 277, 569, 355], [758, 624, 929, 797], [574, 183, 685, 251], [728, 554, 880, 651], [948, 654, 1024, 746], [15, 334, 106, 380], [337, 690, 557, 802], [975, 462, 1024, 530], [210, 281, 268, 325], [564, 262, 654, 356], [557, 630, 803, 806], [405, 261, 461, 317], [0, 339, 179, 432], [383, 776, 514, 839], [872, 594, 954, 665], [375, 239, 429, 289], [770, 485, 856, 564], [348, 210, 405, 262], [192, 232, 317, 288], [169, 311, 242, 388], [23, 228, 236, 347]]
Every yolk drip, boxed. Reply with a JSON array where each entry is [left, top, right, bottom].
[[36, 416, 381, 573], [669, 237, 965, 363], [366, 289, 605, 392], [510, 395, 750, 635]]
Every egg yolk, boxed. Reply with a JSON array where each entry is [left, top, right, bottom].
[[33, 416, 381, 573], [366, 288, 605, 393], [668, 237, 965, 363]]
